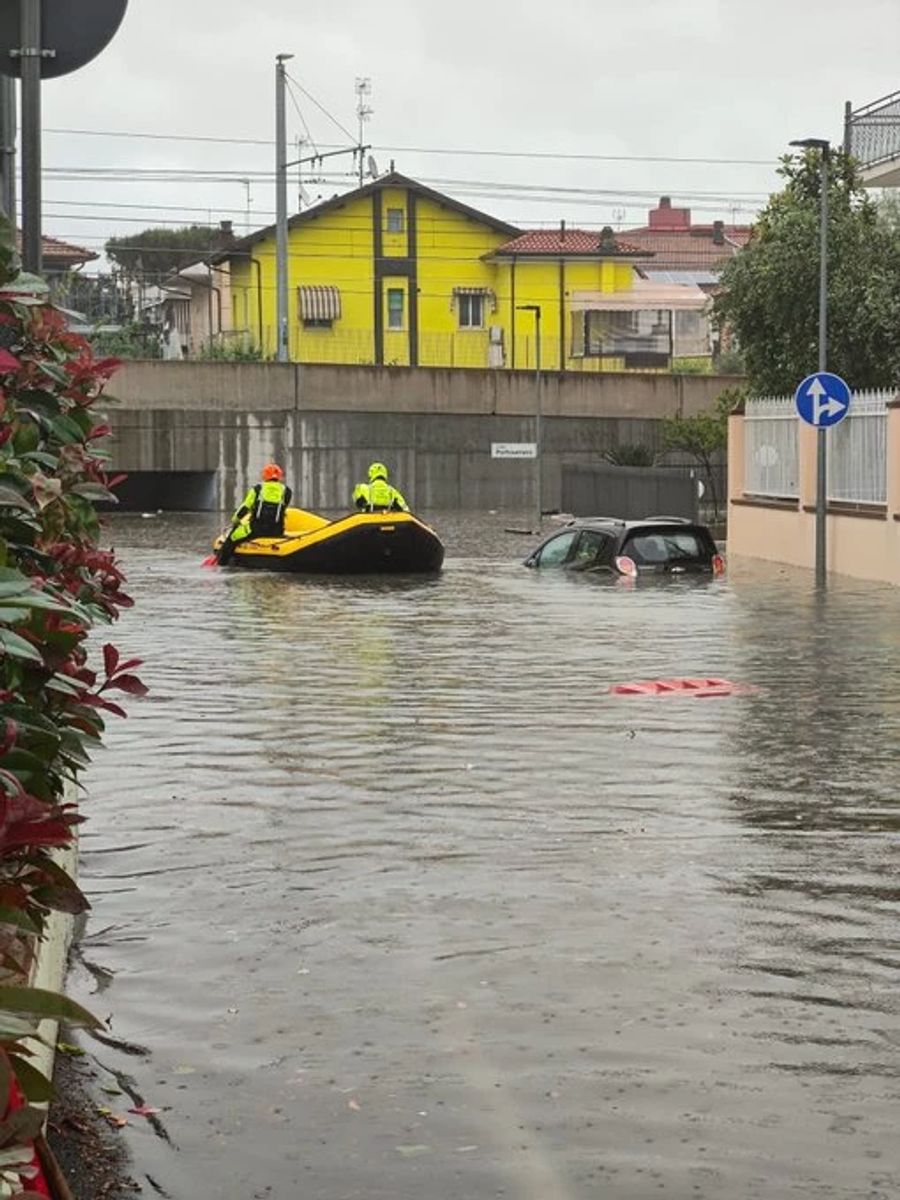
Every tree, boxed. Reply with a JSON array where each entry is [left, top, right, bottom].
[[713, 151, 900, 396], [105, 224, 216, 281], [661, 389, 743, 519]]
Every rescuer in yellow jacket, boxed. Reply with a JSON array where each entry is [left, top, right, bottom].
[[352, 462, 409, 513], [218, 462, 292, 564]]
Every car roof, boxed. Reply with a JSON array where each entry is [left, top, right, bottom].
[[562, 516, 706, 532]]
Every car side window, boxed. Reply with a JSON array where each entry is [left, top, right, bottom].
[[535, 530, 578, 567], [572, 530, 611, 567]]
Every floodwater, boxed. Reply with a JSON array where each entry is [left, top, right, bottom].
[[67, 512, 900, 1200]]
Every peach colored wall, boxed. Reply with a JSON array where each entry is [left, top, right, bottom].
[[728, 401, 900, 584]]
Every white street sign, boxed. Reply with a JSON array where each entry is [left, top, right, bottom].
[[491, 442, 537, 459]]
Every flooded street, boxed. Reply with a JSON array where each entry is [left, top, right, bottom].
[[68, 513, 900, 1200]]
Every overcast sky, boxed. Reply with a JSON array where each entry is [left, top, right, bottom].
[[22, 0, 900, 266]]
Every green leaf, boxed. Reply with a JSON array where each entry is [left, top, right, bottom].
[[0, 1104, 45, 1149], [0, 987, 101, 1029], [19, 452, 59, 470], [0, 910, 39, 936], [8, 1055, 53, 1104], [0, 487, 32, 512], [37, 362, 70, 386], [0, 630, 42, 664], [14, 393, 58, 422], [0, 1017, 40, 1043], [48, 415, 85, 444], [68, 482, 118, 503]]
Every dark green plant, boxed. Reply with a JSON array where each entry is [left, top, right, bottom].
[[603, 443, 657, 467], [105, 224, 215, 280], [197, 340, 268, 362], [0, 212, 144, 1187], [661, 389, 744, 518], [714, 150, 900, 395]]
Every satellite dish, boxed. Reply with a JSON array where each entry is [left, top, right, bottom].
[[367, 155, 379, 180], [0, 0, 128, 79]]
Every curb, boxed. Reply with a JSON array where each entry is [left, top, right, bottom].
[[28, 839, 79, 1105]]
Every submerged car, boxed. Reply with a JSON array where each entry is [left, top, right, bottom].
[[523, 517, 724, 578]]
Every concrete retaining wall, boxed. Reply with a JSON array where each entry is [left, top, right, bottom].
[[110, 360, 740, 418], [109, 409, 675, 512], [106, 362, 740, 512]]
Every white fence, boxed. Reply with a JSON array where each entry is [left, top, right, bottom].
[[744, 395, 799, 497], [827, 389, 889, 504]]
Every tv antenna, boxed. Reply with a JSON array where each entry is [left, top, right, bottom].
[[355, 77, 373, 185]]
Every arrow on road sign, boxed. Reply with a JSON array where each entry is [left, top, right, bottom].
[[806, 377, 848, 425]]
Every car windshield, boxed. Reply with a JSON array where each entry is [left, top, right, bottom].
[[622, 529, 709, 565]]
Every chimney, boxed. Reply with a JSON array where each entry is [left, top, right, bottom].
[[599, 225, 618, 252], [648, 196, 691, 231], [560, 218, 566, 244], [214, 219, 235, 250], [712, 219, 725, 245]]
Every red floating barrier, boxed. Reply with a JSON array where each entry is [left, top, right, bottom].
[[609, 677, 757, 698]]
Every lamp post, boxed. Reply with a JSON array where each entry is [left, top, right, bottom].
[[517, 303, 542, 531], [790, 136, 830, 587], [275, 52, 293, 363]]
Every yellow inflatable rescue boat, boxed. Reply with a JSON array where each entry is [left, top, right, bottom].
[[214, 507, 444, 574]]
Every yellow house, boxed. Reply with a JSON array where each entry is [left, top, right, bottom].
[[220, 172, 705, 371]]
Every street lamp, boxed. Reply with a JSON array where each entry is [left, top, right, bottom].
[[516, 303, 542, 531], [790, 136, 830, 587]]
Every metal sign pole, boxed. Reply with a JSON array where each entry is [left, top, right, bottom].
[[815, 147, 829, 588], [19, 0, 42, 273], [0, 75, 15, 224]]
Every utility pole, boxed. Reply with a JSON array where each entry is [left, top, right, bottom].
[[275, 52, 293, 362], [18, 0, 44, 272], [0, 76, 15, 225]]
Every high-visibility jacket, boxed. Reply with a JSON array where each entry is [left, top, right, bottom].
[[232, 479, 291, 539], [352, 478, 409, 512]]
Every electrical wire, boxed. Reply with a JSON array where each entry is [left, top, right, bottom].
[[42, 126, 778, 166]]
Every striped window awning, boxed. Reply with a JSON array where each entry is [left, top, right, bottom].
[[298, 285, 341, 320], [451, 286, 496, 311]]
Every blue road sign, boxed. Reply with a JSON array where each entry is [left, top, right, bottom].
[[794, 372, 852, 427]]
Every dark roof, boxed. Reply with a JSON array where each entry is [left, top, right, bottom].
[[216, 172, 519, 260], [620, 227, 751, 272], [618, 197, 751, 272], [489, 227, 650, 259], [15, 230, 98, 268]]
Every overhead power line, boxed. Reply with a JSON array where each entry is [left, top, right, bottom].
[[42, 126, 777, 166]]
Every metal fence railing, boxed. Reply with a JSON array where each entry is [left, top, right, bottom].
[[744, 395, 799, 497], [827, 389, 889, 504], [847, 90, 900, 169]]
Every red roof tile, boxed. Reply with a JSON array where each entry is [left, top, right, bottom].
[[616, 226, 751, 272], [491, 228, 649, 257], [618, 197, 752, 272], [14, 230, 98, 268]]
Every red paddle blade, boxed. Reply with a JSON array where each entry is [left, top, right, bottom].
[[201, 554, 218, 568]]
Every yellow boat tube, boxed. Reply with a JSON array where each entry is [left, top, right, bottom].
[[214, 507, 444, 574]]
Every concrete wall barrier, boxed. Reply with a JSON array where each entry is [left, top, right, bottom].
[[110, 360, 740, 419]]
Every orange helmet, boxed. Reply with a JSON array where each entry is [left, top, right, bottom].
[[262, 463, 284, 482]]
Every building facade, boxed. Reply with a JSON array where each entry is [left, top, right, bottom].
[[220, 173, 711, 372]]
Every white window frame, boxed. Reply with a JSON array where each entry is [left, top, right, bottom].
[[457, 292, 485, 330]]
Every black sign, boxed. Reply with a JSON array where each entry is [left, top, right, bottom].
[[0, 0, 128, 79]]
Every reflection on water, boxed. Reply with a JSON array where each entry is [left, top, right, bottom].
[[70, 514, 900, 1199]]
